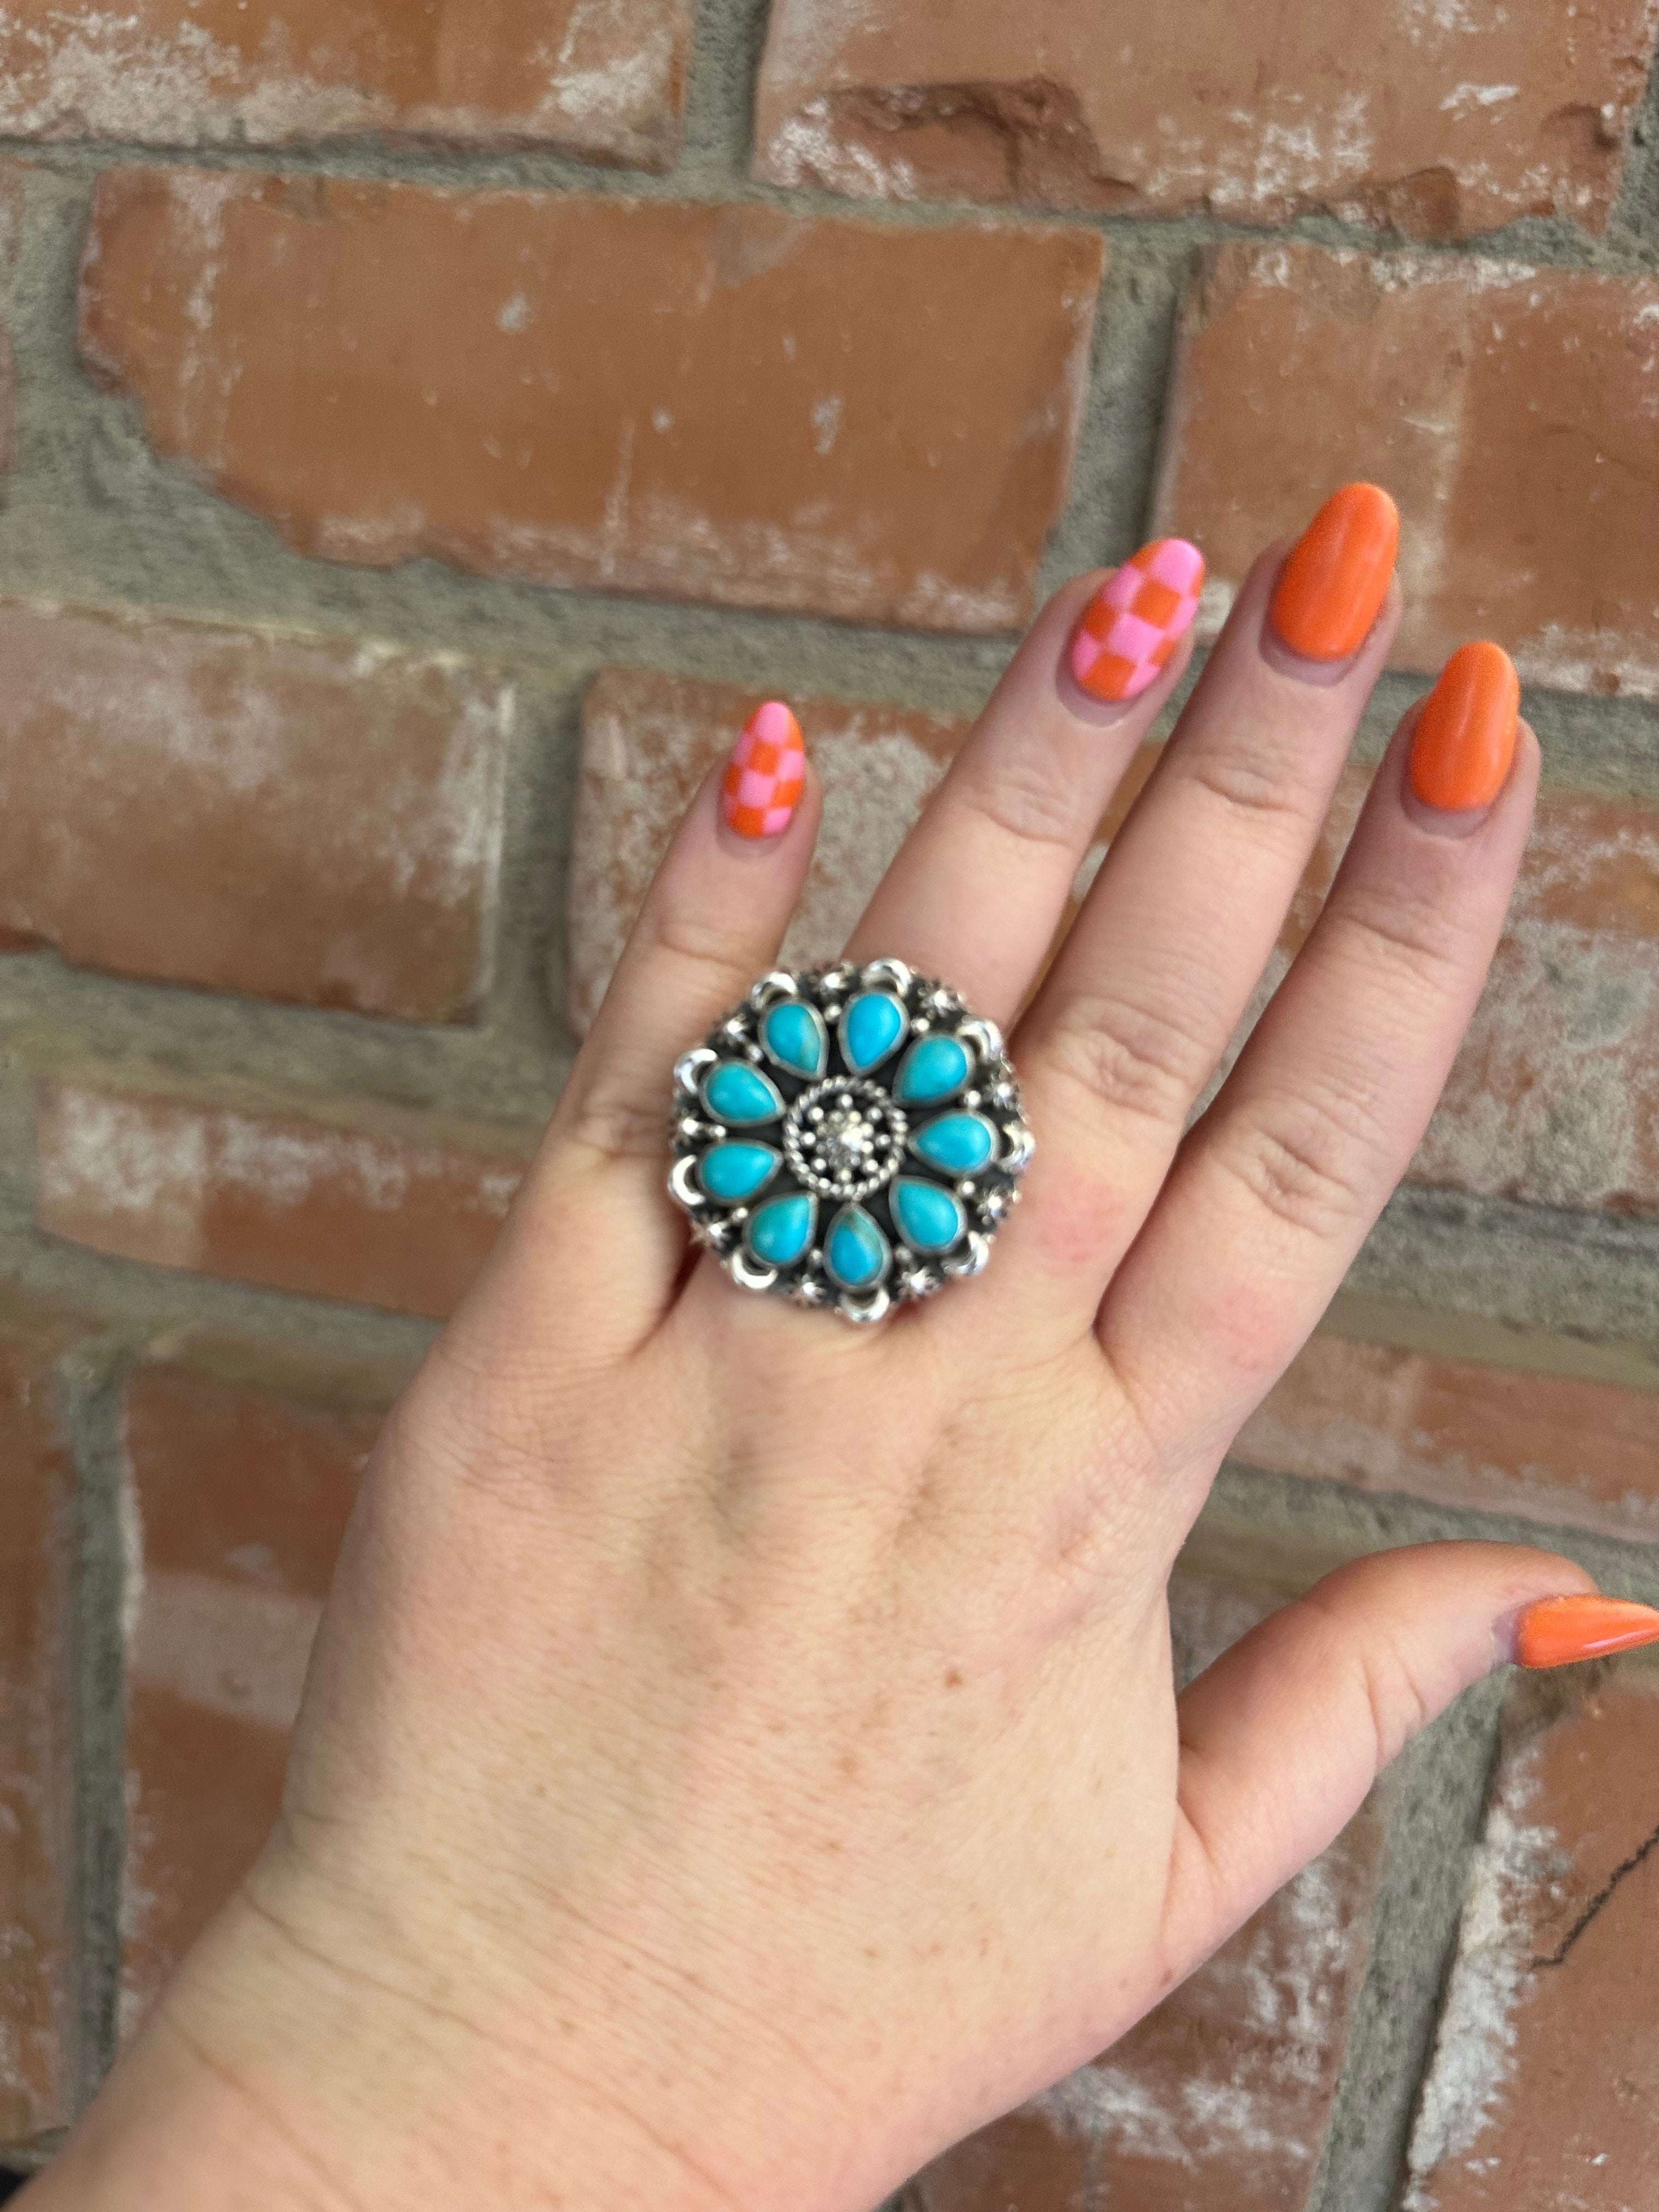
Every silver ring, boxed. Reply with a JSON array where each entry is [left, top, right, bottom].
[[667, 959, 1034, 1323]]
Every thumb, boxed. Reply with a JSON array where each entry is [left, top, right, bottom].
[[1158, 1542, 1600, 1983]]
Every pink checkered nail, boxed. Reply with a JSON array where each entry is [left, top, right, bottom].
[[723, 700, 805, 838], [1069, 538, 1205, 704]]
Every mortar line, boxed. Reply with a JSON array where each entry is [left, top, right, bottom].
[[61, 1335, 138, 2107]]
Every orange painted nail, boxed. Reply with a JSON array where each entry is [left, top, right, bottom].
[[1269, 482, 1399, 663], [722, 701, 805, 838], [1516, 1595, 1659, 1669], [1409, 641, 1520, 814]]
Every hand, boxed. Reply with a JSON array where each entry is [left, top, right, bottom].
[[30, 505, 1592, 2212]]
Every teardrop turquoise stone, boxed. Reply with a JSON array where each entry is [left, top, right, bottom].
[[701, 1059, 783, 1126], [760, 999, 827, 1079], [824, 1203, 890, 1290], [697, 1141, 780, 1202], [894, 1034, 972, 1105], [840, 990, 906, 1074], [891, 1177, 965, 1255], [909, 1111, 996, 1176], [746, 1192, 816, 1267]]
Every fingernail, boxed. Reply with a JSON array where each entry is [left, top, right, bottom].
[[1408, 641, 1520, 816], [1068, 538, 1205, 704], [1516, 1595, 1659, 1669], [1269, 482, 1399, 664], [722, 701, 805, 839]]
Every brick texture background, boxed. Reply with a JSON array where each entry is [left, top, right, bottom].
[[1, 1, 1657, 2202]]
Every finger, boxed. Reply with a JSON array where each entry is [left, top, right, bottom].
[[472, 706, 821, 1348], [1158, 1543, 1594, 1988], [844, 540, 1204, 1024], [1103, 653, 1535, 1475], [993, 487, 1401, 1329]]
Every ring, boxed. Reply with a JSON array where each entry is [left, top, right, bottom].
[[668, 959, 1034, 1323]]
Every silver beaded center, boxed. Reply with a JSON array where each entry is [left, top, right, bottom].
[[782, 1077, 909, 1201]]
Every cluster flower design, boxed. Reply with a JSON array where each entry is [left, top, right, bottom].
[[669, 959, 1033, 1323]]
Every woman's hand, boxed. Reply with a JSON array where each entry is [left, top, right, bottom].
[[30, 498, 1593, 2212]]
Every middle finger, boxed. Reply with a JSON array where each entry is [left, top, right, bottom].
[[1003, 483, 1402, 1335]]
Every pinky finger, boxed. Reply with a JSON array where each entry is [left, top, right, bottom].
[[484, 705, 820, 1346]]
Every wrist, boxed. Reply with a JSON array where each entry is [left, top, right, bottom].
[[26, 1880, 747, 2212]]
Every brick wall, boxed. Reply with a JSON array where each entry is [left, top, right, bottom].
[[1, 3, 1657, 2204]]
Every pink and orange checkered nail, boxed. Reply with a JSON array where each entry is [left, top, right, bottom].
[[1068, 538, 1205, 705], [722, 700, 806, 839]]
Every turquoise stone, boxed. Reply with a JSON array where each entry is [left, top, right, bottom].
[[824, 1203, 890, 1290], [891, 1177, 965, 1255], [909, 1111, 996, 1176], [697, 1141, 780, 1203], [745, 1192, 816, 1268], [840, 990, 906, 1074], [894, 1033, 973, 1105], [701, 1059, 783, 1126], [760, 998, 828, 1079]]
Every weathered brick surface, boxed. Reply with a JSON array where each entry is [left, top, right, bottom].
[[80, 172, 1103, 634], [1155, 246, 1659, 697], [120, 1345, 399, 2032], [755, 0, 1657, 240], [0, 0, 690, 168], [0, 1310, 83, 2148], [36, 1077, 535, 1319], [918, 1570, 1384, 2212], [0, 601, 508, 1021], [568, 668, 1659, 1217], [1238, 1310, 1659, 1541], [1406, 1666, 1659, 2210]]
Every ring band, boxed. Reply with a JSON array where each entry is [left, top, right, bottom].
[[668, 959, 1033, 1323]]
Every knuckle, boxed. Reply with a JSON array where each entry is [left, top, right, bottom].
[[1043, 988, 1216, 1129], [561, 1086, 669, 1163], [1328, 887, 1470, 995], [1350, 1630, 1435, 1769], [647, 909, 763, 997], [1180, 747, 1317, 831], [953, 753, 1094, 856], [1209, 1082, 1386, 1242]]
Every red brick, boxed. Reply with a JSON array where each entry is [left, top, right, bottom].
[[919, 1568, 1384, 2212], [0, 601, 507, 1022], [1156, 245, 1659, 696], [1406, 1666, 1659, 2209], [569, 669, 1659, 1216], [79, 172, 1103, 634], [120, 1344, 401, 2032], [755, 1, 1656, 240], [36, 1076, 535, 1319], [1239, 1302, 1659, 1541], [0, 1, 689, 168], [0, 1307, 84, 2149]]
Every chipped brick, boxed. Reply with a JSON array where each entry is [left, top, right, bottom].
[[755, 0, 1657, 238]]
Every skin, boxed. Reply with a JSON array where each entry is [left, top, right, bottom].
[[24, 539, 1590, 2212]]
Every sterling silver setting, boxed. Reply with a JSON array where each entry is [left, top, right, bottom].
[[668, 958, 1033, 1324]]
